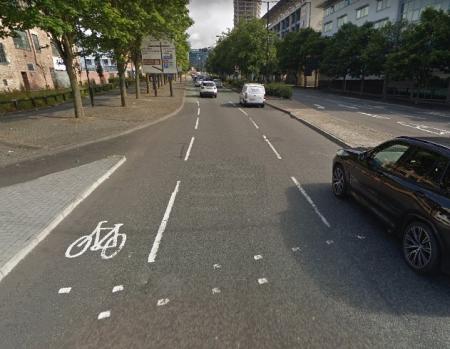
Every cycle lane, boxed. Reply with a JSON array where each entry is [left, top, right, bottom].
[[0, 91, 199, 349]]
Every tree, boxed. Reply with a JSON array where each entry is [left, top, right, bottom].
[[0, 0, 99, 118]]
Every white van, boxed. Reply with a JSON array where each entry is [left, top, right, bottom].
[[240, 83, 265, 107]]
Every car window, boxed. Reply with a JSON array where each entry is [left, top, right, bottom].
[[202, 82, 215, 87], [371, 143, 410, 171], [397, 148, 449, 187]]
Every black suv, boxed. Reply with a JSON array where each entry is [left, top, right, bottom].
[[332, 136, 450, 274]]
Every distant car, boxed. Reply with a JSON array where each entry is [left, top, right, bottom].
[[240, 83, 265, 107], [213, 79, 223, 88], [200, 81, 217, 98], [332, 136, 450, 274], [194, 79, 203, 87]]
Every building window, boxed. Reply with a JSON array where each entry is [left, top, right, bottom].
[[376, 0, 390, 10], [102, 59, 109, 66], [334, 0, 347, 11], [85, 58, 93, 66], [12, 31, 31, 50], [31, 34, 41, 52], [374, 18, 390, 28], [0, 43, 7, 63], [325, 6, 335, 16], [337, 14, 348, 27], [356, 5, 369, 19], [27, 63, 35, 71], [324, 21, 333, 32]]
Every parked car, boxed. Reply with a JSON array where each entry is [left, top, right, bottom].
[[240, 83, 265, 107], [213, 79, 223, 88], [332, 136, 450, 274], [200, 81, 217, 98]]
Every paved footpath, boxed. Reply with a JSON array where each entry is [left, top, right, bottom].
[[0, 81, 184, 167], [0, 155, 126, 281]]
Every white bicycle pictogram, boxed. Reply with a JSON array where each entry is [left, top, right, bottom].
[[65, 220, 127, 259]]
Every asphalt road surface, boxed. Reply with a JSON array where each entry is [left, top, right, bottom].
[[292, 88, 450, 138], [1, 85, 450, 348]]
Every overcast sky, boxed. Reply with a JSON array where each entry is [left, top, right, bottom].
[[187, 0, 271, 49]]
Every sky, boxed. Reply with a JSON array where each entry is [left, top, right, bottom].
[[187, 0, 271, 49]]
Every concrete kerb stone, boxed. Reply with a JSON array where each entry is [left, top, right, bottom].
[[265, 100, 350, 149]]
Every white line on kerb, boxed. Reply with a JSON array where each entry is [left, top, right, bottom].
[[197, 108, 200, 116], [291, 176, 331, 228], [262, 135, 282, 160], [313, 104, 325, 109], [249, 117, 259, 129], [238, 108, 248, 116], [148, 181, 181, 263], [184, 136, 195, 161], [194, 117, 199, 130]]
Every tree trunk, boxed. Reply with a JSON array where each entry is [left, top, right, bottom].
[[303, 70, 307, 88], [135, 70, 141, 99], [61, 37, 84, 118], [146, 74, 150, 94], [117, 60, 127, 107], [382, 75, 389, 101], [152, 75, 157, 97], [360, 74, 365, 95]]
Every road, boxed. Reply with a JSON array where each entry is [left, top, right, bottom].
[[292, 88, 450, 138], [1, 85, 450, 348]]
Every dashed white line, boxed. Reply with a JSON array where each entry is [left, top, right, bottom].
[[148, 181, 181, 263], [291, 176, 331, 228], [195, 117, 199, 130], [262, 135, 282, 160], [157, 298, 170, 306], [98, 310, 111, 320], [258, 278, 268, 285], [184, 136, 195, 161], [197, 108, 200, 116], [249, 117, 259, 129], [357, 111, 391, 120], [338, 104, 358, 109], [58, 287, 72, 294], [238, 108, 248, 116], [254, 255, 263, 260], [112, 285, 124, 293], [313, 104, 325, 110], [196, 100, 200, 107], [291, 247, 301, 252]]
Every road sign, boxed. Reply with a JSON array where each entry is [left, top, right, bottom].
[[141, 37, 177, 74]]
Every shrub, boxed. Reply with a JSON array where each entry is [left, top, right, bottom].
[[265, 83, 292, 99]]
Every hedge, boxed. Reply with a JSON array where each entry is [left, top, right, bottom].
[[265, 83, 292, 99]]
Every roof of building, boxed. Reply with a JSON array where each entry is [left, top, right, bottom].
[[261, 0, 300, 21]]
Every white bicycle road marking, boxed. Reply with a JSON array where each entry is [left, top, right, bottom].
[[65, 221, 126, 260]]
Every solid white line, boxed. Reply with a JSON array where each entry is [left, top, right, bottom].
[[58, 287, 72, 294], [148, 181, 181, 263], [194, 117, 199, 130], [0, 156, 127, 283], [98, 311, 111, 320], [197, 108, 200, 116], [262, 135, 282, 160], [313, 104, 325, 109], [238, 108, 248, 116], [249, 117, 259, 129], [291, 176, 331, 228], [184, 136, 195, 161], [112, 285, 124, 293]]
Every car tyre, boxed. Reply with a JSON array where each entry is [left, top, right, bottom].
[[402, 221, 440, 274], [332, 164, 347, 198]]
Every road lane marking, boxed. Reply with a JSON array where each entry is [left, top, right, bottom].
[[148, 181, 181, 263], [112, 285, 124, 293], [326, 240, 334, 245], [397, 121, 450, 135], [213, 263, 221, 270], [196, 100, 199, 107], [313, 104, 325, 109], [195, 117, 199, 130], [98, 311, 111, 320], [262, 135, 282, 160], [249, 117, 259, 129], [291, 176, 331, 228], [212, 287, 221, 294], [157, 298, 170, 306], [356, 235, 366, 240], [197, 108, 200, 116], [357, 112, 391, 120], [258, 278, 268, 285], [184, 136, 195, 161], [254, 255, 263, 260], [238, 108, 248, 116], [291, 247, 301, 252], [58, 287, 72, 294], [338, 104, 358, 109]]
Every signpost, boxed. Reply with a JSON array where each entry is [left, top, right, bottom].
[[141, 37, 177, 97]]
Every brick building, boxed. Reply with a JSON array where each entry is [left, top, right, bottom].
[[0, 28, 55, 92]]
